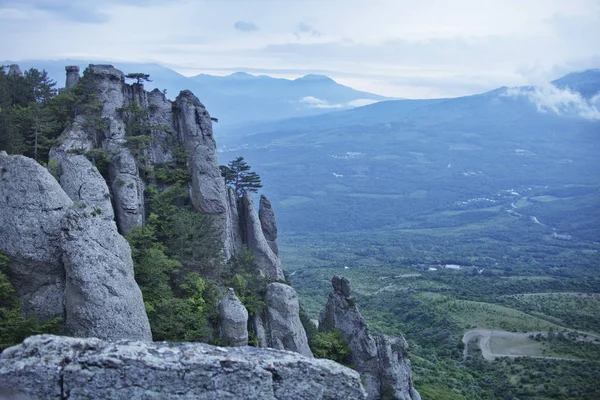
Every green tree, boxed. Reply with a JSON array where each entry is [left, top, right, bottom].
[[310, 329, 352, 366], [220, 156, 262, 197], [125, 73, 152, 85]]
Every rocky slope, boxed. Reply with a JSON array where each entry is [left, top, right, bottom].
[[320, 276, 420, 400], [0, 335, 366, 400]]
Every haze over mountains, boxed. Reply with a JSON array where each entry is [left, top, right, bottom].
[[2, 59, 387, 126], [217, 69, 600, 240]]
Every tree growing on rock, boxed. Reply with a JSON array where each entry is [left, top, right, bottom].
[[220, 156, 262, 197], [125, 73, 152, 85]]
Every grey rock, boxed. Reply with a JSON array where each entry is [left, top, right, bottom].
[[174, 90, 237, 257], [320, 276, 420, 400], [146, 88, 177, 165], [0, 335, 367, 400], [86, 64, 144, 234], [226, 186, 244, 253], [65, 66, 80, 88], [0, 153, 72, 319], [106, 147, 145, 233], [7, 64, 22, 76], [88, 64, 125, 82], [218, 288, 249, 346], [259, 194, 279, 255], [332, 274, 352, 298], [240, 191, 284, 281], [48, 152, 114, 220], [51, 116, 95, 153], [60, 204, 151, 341], [263, 283, 313, 358], [377, 335, 417, 400], [0, 153, 151, 341]]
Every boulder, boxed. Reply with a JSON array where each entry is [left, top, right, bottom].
[[60, 204, 152, 341], [0, 335, 367, 400], [0, 152, 151, 341], [263, 283, 313, 358], [48, 152, 114, 219], [0, 153, 72, 319], [218, 288, 249, 346]]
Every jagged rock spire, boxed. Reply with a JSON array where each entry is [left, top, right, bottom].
[[320, 276, 421, 400]]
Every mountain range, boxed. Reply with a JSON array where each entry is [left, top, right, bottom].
[[217, 69, 600, 239], [2, 59, 386, 126]]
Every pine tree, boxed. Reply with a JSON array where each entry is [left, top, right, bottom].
[[220, 156, 262, 197], [125, 73, 152, 85]]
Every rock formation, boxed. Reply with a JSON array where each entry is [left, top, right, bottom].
[[1, 64, 311, 355], [87, 64, 145, 234], [48, 151, 114, 219], [254, 283, 313, 357], [259, 194, 279, 255], [240, 191, 284, 281], [218, 288, 249, 346], [173, 90, 239, 257], [7, 64, 22, 76], [0, 335, 367, 400], [60, 203, 151, 341], [0, 152, 72, 320], [65, 66, 80, 88], [0, 152, 151, 341], [319, 276, 420, 400]]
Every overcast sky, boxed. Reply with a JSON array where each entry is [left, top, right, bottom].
[[1, 0, 599, 97]]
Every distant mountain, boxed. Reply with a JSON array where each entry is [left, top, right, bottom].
[[217, 70, 600, 236], [190, 71, 385, 105], [552, 69, 600, 99], [1, 59, 387, 126]]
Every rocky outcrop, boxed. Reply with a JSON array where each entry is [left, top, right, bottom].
[[241, 191, 284, 281], [259, 194, 279, 255], [65, 66, 80, 88], [0, 152, 151, 341], [48, 151, 114, 219], [256, 283, 313, 357], [0, 335, 367, 400], [7, 64, 22, 76], [320, 276, 420, 400], [218, 288, 249, 346], [61, 204, 151, 341], [3, 65, 311, 356], [86, 64, 145, 234], [0, 152, 72, 320], [174, 90, 239, 257]]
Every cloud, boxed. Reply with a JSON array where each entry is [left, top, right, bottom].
[[234, 20, 259, 32], [0, 0, 176, 23], [299, 96, 378, 109], [504, 85, 600, 121], [295, 21, 320, 38]]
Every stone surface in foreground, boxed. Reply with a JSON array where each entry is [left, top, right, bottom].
[[0, 335, 366, 400]]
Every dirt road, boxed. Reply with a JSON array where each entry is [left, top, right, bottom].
[[462, 329, 585, 361]]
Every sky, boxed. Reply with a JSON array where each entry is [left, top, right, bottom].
[[1, 0, 599, 98]]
